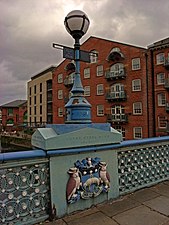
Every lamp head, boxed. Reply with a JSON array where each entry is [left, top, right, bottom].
[[64, 10, 90, 39]]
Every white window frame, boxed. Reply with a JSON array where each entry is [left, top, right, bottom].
[[132, 79, 141, 91], [84, 68, 90, 78], [97, 105, 104, 116], [97, 65, 103, 76], [90, 50, 98, 63], [58, 90, 63, 99], [157, 93, 166, 106], [134, 127, 142, 139], [97, 84, 104, 95], [84, 86, 90, 96], [132, 58, 141, 70], [156, 53, 165, 65], [158, 116, 167, 129], [157, 73, 165, 85], [58, 73, 63, 83], [133, 102, 142, 115], [58, 107, 63, 117]]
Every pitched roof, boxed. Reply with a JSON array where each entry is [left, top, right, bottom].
[[1, 100, 27, 108]]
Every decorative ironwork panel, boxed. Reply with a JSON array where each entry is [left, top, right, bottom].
[[0, 161, 50, 225], [118, 144, 169, 194]]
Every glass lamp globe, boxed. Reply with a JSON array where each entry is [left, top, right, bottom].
[[64, 10, 90, 39]]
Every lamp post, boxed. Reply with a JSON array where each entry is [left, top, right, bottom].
[[64, 10, 91, 124]]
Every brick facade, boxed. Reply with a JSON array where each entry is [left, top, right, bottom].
[[52, 36, 150, 140], [1, 100, 27, 131]]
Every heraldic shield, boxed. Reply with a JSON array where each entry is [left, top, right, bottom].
[[66, 157, 110, 204]]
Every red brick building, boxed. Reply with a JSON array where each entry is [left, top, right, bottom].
[[1, 100, 27, 131], [52, 36, 152, 140], [148, 38, 169, 137]]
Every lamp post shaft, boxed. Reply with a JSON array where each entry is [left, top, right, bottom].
[[64, 10, 91, 124], [71, 37, 84, 94]]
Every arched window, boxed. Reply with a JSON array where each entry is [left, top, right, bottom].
[[108, 47, 124, 61], [110, 63, 125, 76], [110, 83, 124, 93]]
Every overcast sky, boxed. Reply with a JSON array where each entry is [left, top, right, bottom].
[[0, 0, 169, 105]]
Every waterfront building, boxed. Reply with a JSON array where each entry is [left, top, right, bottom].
[[26, 36, 169, 140], [148, 37, 169, 137], [52, 36, 149, 140], [0, 100, 27, 131], [27, 65, 56, 126]]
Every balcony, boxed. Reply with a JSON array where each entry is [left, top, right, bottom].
[[164, 78, 169, 89], [106, 91, 127, 101], [164, 58, 169, 69], [107, 114, 128, 123], [64, 76, 74, 87], [105, 69, 126, 80]]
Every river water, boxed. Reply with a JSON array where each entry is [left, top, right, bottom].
[[0, 139, 28, 153]]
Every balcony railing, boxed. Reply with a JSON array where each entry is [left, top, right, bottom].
[[107, 114, 128, 123], [64, 76, 74, 87], [106, 91, 127, 101], [105, 69, 126, 80]]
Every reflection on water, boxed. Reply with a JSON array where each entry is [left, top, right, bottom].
[[0, 140, 28, 153]]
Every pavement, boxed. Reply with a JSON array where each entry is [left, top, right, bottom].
[[43, 180, 169, 225]]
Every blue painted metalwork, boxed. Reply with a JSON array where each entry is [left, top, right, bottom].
[[0, 159, 50, 225], [47, 136, 169, 156], [0, 150, 46, 162], [118, 143, 169, 194], [65, 37, 91, 124]]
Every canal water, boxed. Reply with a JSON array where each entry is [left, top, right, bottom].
[[0, 139, 28, 153]]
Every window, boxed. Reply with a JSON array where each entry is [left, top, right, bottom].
[[58, 74, 63, 83], [8, 108, 13, 116], [29, 107, 31, 115], [90, 50, 98, 63], [156, 53, 165, 65], [114, 125, 125, 140], [132, 58, 140, 70], [40, 83, 42, 92], [58, 107, 63, 117], [134, 127, 142, 139], [34, 96, 36, 105], [40, 94, 42, 104], [29, 87, 31, 95], [29, 97, 31, 105], [84, 86, 90, 96], [34, 106, 36, 115], [157, 93, 166, 106], [84, 68, 90, 78], [157, 73, 165, 85], [132, 79, 141, 91], [97, 84, 104, 95], [97, 65, 103, 76], [58, 90, 63, 99], [110, 63, 125, 77], [97, 105, 104, 116], [34, 85, 36, 94], [133, 102, 142, 114], [111, 105, 125, 115], [158, 116, 167, 128], [40, 105, 42, 115], [40, 116, 42, 123]]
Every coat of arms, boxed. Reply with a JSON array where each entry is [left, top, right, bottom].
[[66, 157, 110, 204]]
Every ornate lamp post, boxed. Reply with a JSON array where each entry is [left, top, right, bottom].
[[64, 10, 91, 124]]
